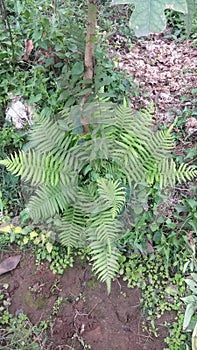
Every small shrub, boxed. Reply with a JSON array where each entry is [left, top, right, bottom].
[[1, 103, 196, 292]]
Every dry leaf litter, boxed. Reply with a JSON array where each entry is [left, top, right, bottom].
[[116, 34, 197, 131]]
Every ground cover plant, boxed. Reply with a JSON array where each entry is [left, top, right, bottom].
[[0, 0, 197, 349], [0, 103, 196, 293]]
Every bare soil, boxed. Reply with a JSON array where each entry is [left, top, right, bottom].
[[0, 250, 173, 350]]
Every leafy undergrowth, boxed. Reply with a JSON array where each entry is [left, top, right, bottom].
[[0, 1, 197, 349], [0, 182, 196, 349]]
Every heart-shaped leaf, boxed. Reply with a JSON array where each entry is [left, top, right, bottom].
[[111, 0, 189, 36]]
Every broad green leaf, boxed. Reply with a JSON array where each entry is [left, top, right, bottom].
[[192, 274, 197, 283], [165, 285, 179, 296], [111, 0, 188, 36], [186, 198, 197, 209], [183, 303, 197, 330], [10, 232, 15, 243], [71, 61, 84, 75], [186, 146, 197, 159], [181, 295, 197, 304], [189, 219, 197, 232], [192, 322, 197, 350], [133, 205, 143, 215], [185, 279, 197, 294], [46, 242, 53, 253]]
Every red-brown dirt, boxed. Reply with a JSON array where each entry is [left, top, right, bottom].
[[0, 250, 173, 349]]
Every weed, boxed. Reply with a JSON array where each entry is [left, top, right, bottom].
[[0, 223, 73, 273], [120, 253, 190, 347], [165, 10, 187, 40], [70, 332, 91, 350], [164, 313, 187, 350], [0, 283, 47, 350], [119, 185, 194, 269], [0, 0, 134, 120], [165, 3, 197, 42], [0, 0, 86, 117], [174, 197, 197, 234], [181, 272, 197, 332], [122, 255, 184, 311]]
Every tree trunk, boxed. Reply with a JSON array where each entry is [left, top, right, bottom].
[[84, 0, 97, 83], [80, 0, 97, 133]]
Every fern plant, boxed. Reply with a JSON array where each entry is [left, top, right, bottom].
[[0, 102, 196, 293]]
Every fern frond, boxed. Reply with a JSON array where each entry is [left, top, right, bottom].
[[27, 116, 67, 153], [97, 178, 126, 218], [176, 164, 197, 183], [114, 105, 154, 136], [89, 137, 114, 161], [59, 102, 115, 133], [52, 135, 76, 162], [75, 184, 98, 213], [111, 140, 146, 185], [65, 138, 113, 173], [63, 141, 92, 172], [83, 101, 115, 127], [145, 158, 176, 188], [57, 207, 86, 248], [110, 122, 177, 188], [26, 113, 79, 165], [0, 150, 62, 187], [144, 128, 174, 161], [115, 105, 133, 127], [87, 211, 122, 243], [89, 241, 120, 294], [117, 127, 174, 166], [28, 183, 71, 222], [146, 160, 197, 188], [158, 158, 176, 188]]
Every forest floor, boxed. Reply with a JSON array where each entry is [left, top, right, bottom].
[[1, 251, 172, 350], [0, 31, 196, 350], [115, 31, 197, 139]]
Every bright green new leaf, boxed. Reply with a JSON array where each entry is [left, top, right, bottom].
[[46, 242, 53, 253], [30, 231, 38, 239], [23, 236, 29, 245], [111, 0, 188, 36]]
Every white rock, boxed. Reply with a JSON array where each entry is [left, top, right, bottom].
[[6, 99, 33, 129]]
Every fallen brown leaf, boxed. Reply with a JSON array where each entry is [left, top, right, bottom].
[[0, 255, 21, 275], [185, 117, 197, 135], [25, 39, 34, 56]]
